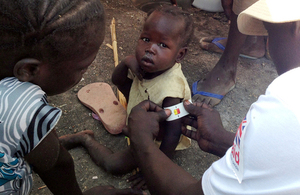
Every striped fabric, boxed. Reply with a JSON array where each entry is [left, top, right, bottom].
[[0, 77, 61, 195]]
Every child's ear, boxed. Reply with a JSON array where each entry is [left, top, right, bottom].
[[175, 47, 188, 62], [13, 58, 41, 82]]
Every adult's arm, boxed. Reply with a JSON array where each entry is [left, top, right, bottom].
[[128, 101, 204, 195], [181, 101, 235, 157]]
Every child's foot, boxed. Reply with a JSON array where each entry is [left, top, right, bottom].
[[59, 130, 95, 150]]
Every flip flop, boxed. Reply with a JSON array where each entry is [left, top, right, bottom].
[[192, 80, 235, 107], [77, 82, 127, 135], [192, 80, 224, 99], [200, 37, 258, 60]]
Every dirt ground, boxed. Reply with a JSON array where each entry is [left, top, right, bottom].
[[30, 0, 278, 194]]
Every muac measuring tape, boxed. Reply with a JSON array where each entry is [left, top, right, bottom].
[[164, 100, 192, 121]]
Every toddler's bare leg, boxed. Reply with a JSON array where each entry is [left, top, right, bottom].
[[59, 130, 94, 150], [87, 146, 137, 175], [59, 130, 137, 175]]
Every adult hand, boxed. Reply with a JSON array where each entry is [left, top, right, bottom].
[[127, 172, 147, 190], [127, 101, 202, 195], [124, 55, 144, 81], [181, 101, 235, 157], [127, 100, 171, 143], [83, 185, 146, 195], [221, 0, 233, 20]]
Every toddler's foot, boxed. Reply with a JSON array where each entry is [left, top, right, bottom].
[[59, 130, 95, 150]]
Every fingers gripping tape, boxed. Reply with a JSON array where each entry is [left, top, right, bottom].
[[164, 100, 191, 121]]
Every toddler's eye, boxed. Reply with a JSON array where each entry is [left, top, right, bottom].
[[142, 37, 149, 42], [158, 43, 167, 48]]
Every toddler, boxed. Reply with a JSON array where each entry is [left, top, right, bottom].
[[112, 5, 194, 157], [60, 5, 194, 184]]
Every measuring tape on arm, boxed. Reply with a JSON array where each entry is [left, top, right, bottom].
[[164, 100, 192, 121]]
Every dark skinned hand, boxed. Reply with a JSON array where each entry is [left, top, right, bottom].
[[181, 101, 235, 157], [127, 100, 171, 143], [127, 171, 148, 190]]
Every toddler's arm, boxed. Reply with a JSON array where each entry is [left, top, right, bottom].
[[112, 55, 142, 101], [159, 97, 182, 158]]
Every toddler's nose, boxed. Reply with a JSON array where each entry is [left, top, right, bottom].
[[145, 44, 156, 54]]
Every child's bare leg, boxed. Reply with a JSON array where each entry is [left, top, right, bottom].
[[87, 146, 137, 175], [59, 130, 94, 150], [59, 130, 137, 175]]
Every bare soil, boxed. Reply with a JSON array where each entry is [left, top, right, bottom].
[[30, 0, 277, 194]]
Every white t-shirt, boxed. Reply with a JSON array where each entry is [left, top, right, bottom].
[[202, 67, 300, 194]]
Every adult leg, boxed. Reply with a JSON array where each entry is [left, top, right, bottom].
[[193, 13, 245, 106], [240, 36, 266, 58], [200, 35, 266, 59], [193, 0, 263, 107]]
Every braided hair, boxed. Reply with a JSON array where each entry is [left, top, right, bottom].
[[0, 0, 105, 78], [146, 5, 194, 47]]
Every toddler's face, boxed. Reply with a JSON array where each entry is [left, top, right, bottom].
[[135, 11, 185, 78]]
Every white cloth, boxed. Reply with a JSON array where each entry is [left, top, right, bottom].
[[192, 0, 223, 12], [202, 67, 300, 194]]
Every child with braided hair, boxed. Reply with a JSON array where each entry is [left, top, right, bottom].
[[0, 0, 143, 194]]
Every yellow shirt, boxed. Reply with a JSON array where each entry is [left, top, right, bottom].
[[127, 63, 191, 150]]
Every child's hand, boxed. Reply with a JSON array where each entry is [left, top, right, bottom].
[[124, 55, 144, 81]]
